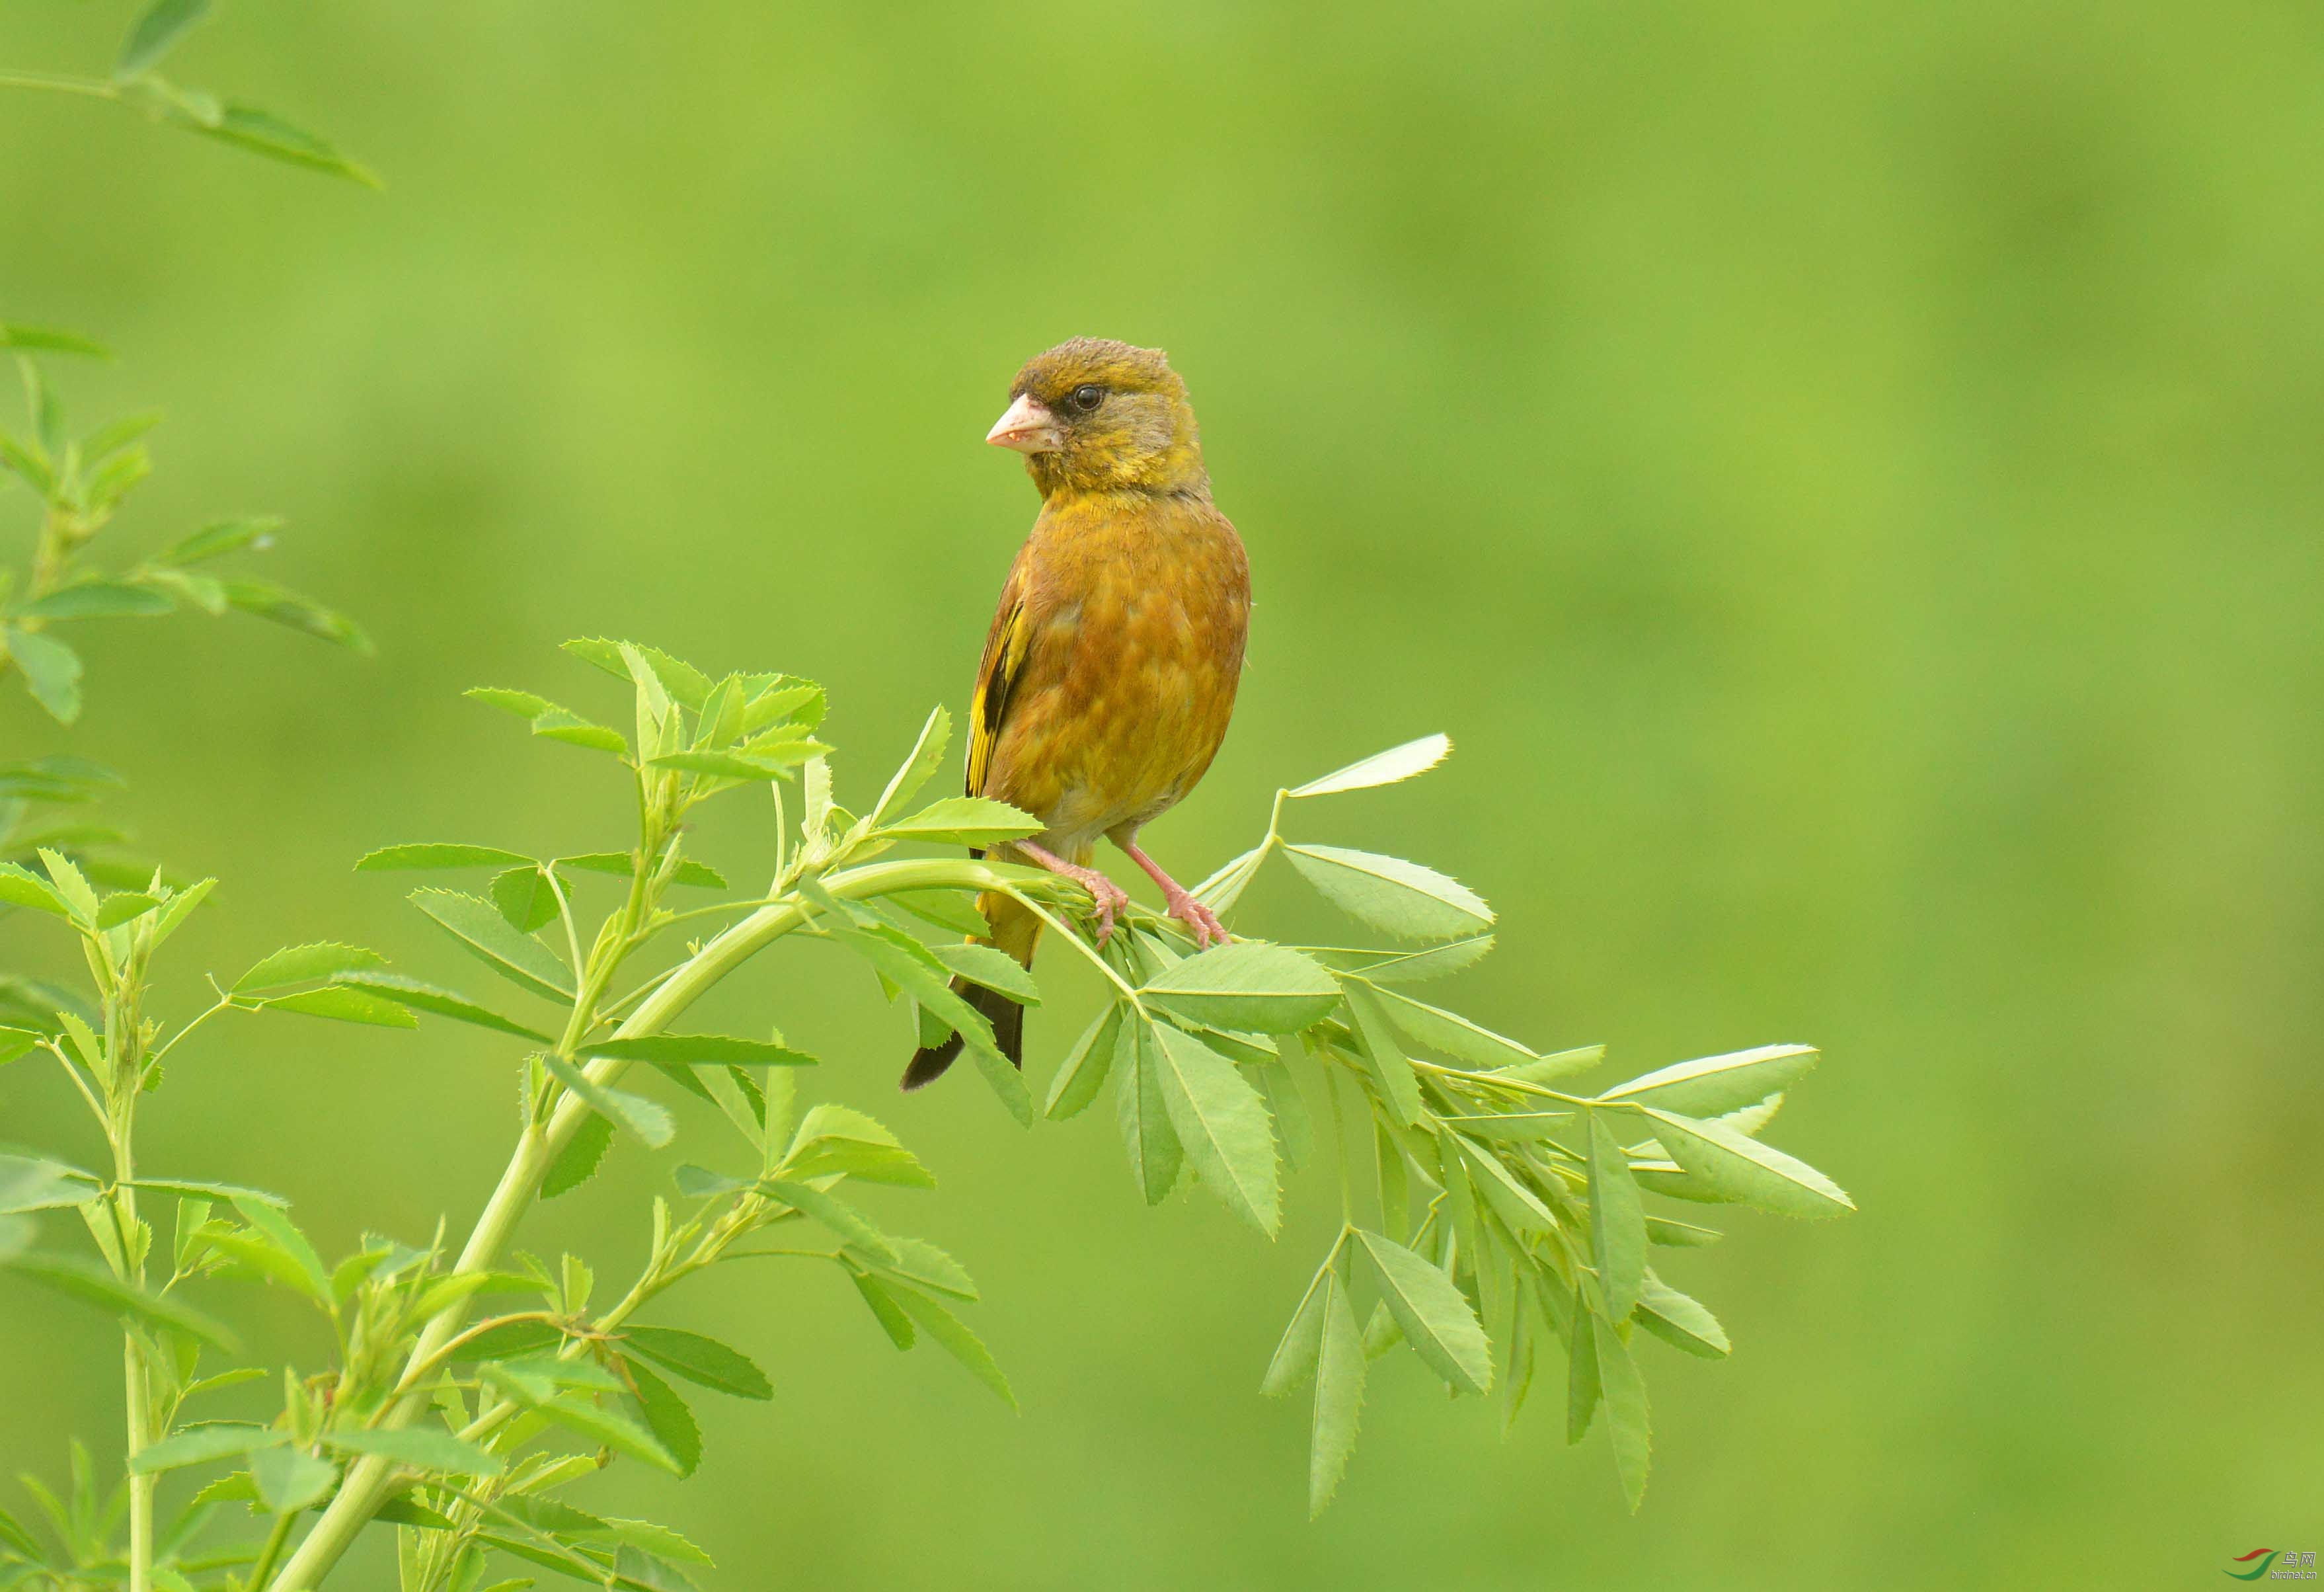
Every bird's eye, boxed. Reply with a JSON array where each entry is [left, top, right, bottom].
[[1069, 384, 1104, 413]]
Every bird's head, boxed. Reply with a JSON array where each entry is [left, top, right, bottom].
[[986, 338, 1208, 498]]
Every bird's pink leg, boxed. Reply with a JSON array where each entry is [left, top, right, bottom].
[[1118, 838, 1230, 949], [1017, 841, 1131, 946]]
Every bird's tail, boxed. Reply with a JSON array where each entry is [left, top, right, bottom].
[[900, 886, 1043, 1090]]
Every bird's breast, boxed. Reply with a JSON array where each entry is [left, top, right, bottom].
[[988, 493, 1249, 845]]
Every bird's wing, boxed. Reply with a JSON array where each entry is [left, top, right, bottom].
[[966, 560, 1034, 798]]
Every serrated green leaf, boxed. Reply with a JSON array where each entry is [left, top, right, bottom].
[[1284, 844, 1493, 941], [448, 1320, 563, 1364], [859, 1235, 978, 1301], [1141, 941, 1339, 1034], [232, 941, 387, 995], [331, 972, 551, 1041], [5, 1252, 236, 1349], [929, 941, 1039, 1006], [128, 1423, 284, 1474], [599, 1517, 713, 1568], [128, 1175, 282, 1204], [490, 866, 560, 934], [249, 1445, 336, 1514], [1286, 733, 1451, 797], [1044, 1002, 1122, 1121], [1635, 1107, 1854, 1216], [848, 1269, 915, 1349], [1598, 1044, 1819, 1118], [884, 888, 991, 937], [1634, 1271, 1729, 1359], [1260, 1265, 1330, 1396], [354, 844, 533, 872], [887, 1285, 1015, 1409], [1147, 1021, 1280, 1234], [869, 705, 950, 828], [1645, 1215, 1723, 1247], [465, 687, 551, 719], [35, 850, 97, 921], [826, 922, 1028, 1123], [1497, 1043, 1607, 1084], [783, 1104, 933, 1188], [876, 796, 1043, 847], [582, 1034, 816, 1068], [1444, 1110, 1572, 1141], [1189, 843, 1268, 914], [230, 1194, 332, 1303], [1596, 1314, 1652, 1509], [1114, 1019, 1181, 1204], [1337, 980, 1424, 1127], [1253, 1058, 1315, 1172], [147, 876, 214, 949], [742, 678, 824, 735], [8, 629, 84, 724], [1587, 1110, 1648, 1320], [0, 863, 71, 917], [1362, 982, 1534, 1068], [541, 1112, 615, 1200], [621, 1359, 701, 1478], [622, 1327, 771, 1400], [1453, 1137, 1559, 1236], [530, 1394, 683, 1474], [543, 1055, 672, 1149], [93, 891, 160, 929], [256, 984, 418, 1029], [529, 709, 627, 755], [1307, 934, 1497, 984], [646, 750, 808, 781], [1566, 1296, 1601, 1443], [410, 889, 573, 1002], [1352, 1229, 1491, 1394], [763, 1179, 896, 1262], [1309, 1270, 1364, 1517], [322, 1425, 502, 1476]]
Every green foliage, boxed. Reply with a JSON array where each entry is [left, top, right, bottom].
[[0, 37, 1855, 1560], [0, 357, 367, 726], [2, 0, 375, 185], [1010, 734, 1858, 1514]]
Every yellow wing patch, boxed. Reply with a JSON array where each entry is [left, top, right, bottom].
[[967, 597, 1031, 797]]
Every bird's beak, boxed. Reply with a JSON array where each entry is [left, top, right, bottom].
[[987, 393, 1064, 454]]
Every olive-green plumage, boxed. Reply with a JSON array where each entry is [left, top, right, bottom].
[[904, 338, 1249, 1089]]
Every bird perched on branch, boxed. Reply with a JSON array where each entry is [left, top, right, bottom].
[[904, 338, 1250, 1090]]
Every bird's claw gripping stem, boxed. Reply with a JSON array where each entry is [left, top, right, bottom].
[[1160, 883, 1229, 949], [1120, 837, 1231, 950], [1019, 842, 1132, 946]]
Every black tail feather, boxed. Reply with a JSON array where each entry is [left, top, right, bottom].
[[901, 976, 1025, 1090]]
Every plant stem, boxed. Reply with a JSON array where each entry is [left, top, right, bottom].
[[0, 70, 121, 101], [268, 854, 1023, 1589], [245, 1508, 299, 1591], [114, 1099, 153, 1592]]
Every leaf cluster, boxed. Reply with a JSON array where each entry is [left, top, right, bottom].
[[0, 0, 375, 187], [1, 647, 1854, 1591], [0, 354, 366, 725]]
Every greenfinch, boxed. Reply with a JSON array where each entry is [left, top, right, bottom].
[[904, 338, 1249, 1089]]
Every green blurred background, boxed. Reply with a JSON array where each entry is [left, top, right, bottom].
[[5, 1, 2319, 1585]]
